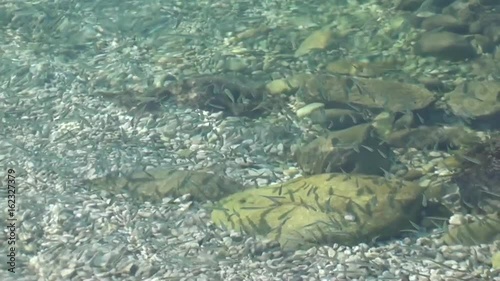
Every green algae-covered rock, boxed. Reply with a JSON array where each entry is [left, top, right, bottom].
[[441, 213, 500, 246], [90, 168, 246, 202], [211, 173, 426, 250]]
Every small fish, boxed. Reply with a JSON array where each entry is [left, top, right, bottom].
[[460, 154, 481, 165], [273, 183, 284, 196], [348, 113, 357, 124], [299, 197, 317, 211], [239, 204, 269, 211], [376, 149, 388, 159], [260, 195, 286, 205], [206, 101, 226, 110], [245, 217, 262, 233], [323, 197, 333, 213], [328, 185, 334, 196], [325, 161, 332, 173], [338, 113, 346, 124], [416, 113, 425, 124], [223, 88, 235, 103], [278, 207, 296, 221], [379, 167, 392, 179], [480, 189, 500, 198], [287, 189, 296, 202], [362, 186, 378, 195], [346, 103, 361, 112], [361, 145, 374, 152], [306, 185, 318, 197]]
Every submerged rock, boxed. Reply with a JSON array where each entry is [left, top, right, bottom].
[[295, 75, 436, 113], [309, 108, 367, 130], [211, 173, 427, 250], [420, 15, 467, 33], [386, 126, 480, 149], [396, 0, 425, 11], [164, 76, 274, 117], [294, 124, 392, 176], [415, 0, 455, 18], [414, 31, 477, 61], [90, 168, 246, 202], [294, 27, 334, 57], [100, 75, 276, 117], [326, 59, 401, 77], [451, 135, 500, 214], [493, 251, 500, 270], [441, 213, 500, 246], [444, 81, 500, 120]]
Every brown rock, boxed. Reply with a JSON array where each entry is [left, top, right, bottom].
[[414, 31, 477, 61], [468, 13, 500, 35], [294, 27, 334, 57], [90, 168, 247, 202], [418, 76, 446, 91], [396, 0, 425, 11], [444, 81, 500, 119], [326, 60, 401, 77], [420, 15, 467, 33], [294, 124, 392, 176], [451, 135, 500, 214], [484, 24, 500, 43], [471, 34, 495, 54], [297, 75, 436, 112], [478, 0, 498, 5], [166, 76, 272, 117], [386, 126, 480, 149], [309, 108, 367, 130]]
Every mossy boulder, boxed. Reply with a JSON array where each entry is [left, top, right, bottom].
[[90, 168, 246, 202], [211, 173, 426, 250]]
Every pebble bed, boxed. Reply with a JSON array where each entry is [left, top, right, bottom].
[[1, 0, 499, 280]]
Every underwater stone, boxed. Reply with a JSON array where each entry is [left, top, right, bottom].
[[212, 173, 426, 250]]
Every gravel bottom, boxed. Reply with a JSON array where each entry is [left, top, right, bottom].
[[0, 0, 499, 280], [0, 64, 498, 281]]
